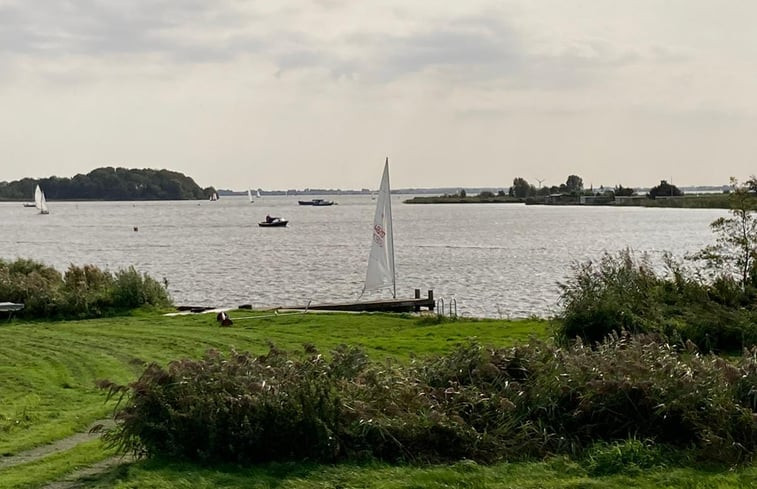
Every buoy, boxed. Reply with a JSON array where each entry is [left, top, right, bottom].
[[133, 226, 138, 232]]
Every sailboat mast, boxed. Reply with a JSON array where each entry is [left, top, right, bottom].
[[386, 157, 396, 299]]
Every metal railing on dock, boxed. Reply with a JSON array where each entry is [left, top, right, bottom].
[[435, 298, 457, 318]]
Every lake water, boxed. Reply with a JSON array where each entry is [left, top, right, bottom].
[[0, 196, 727, 318]]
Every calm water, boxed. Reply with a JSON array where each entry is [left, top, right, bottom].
[[0, 196, 726, 318]]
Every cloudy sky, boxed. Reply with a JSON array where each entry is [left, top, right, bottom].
[[1, 0, 756, 190]]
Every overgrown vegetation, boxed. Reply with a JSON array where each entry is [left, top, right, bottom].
[[559, 179, 757, 352], [100, 336, 757, 466], [0, 258, 171, 319]]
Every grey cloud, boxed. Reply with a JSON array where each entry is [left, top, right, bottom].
[[0, 0, 257, 61], [0, 2, 650, 88]]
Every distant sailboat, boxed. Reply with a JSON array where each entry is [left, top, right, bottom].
[[209, 192, 219, 201], [363, 157, 396, 298], [248, 189, 254, 204], [35, 185, 49, 215], [256, 189, 262, 198]]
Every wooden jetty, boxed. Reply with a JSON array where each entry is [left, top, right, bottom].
[[294, 289, 435, 313]]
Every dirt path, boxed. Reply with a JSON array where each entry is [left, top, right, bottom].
[[0, 419, 114, 470], [40, 455, 135, 489]]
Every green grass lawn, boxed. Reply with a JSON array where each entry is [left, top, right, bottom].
[[0, 310, 753, 488]]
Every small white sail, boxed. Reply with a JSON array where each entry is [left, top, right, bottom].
[[35, 185, 49, 215], [248, 189, 254, 203], [256, 189, 262, 198], [363, 158, 396, 297]]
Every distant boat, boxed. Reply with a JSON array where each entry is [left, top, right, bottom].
[[298, 198, 334, 206], [209, 192, 219, 201], [363, 158, 395, 298], [259, 215, 288, 227], [22, 202, 36, 208], [248, 189, 254, 204], [256, 189, 262, 198], [35, 185, 50, 215]]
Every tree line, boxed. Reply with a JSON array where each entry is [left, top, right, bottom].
[[0, 167, 215, 201], [506, 174, 683, 199]]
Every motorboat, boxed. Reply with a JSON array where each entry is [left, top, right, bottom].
[[298, 198, 334, 206], [259, 216, 288, 227]]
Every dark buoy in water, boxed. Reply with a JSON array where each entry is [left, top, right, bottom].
[[133, 226, 139, 232], [216, 311, 233, 327]]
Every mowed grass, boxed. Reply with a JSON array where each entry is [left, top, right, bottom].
[[83, 458, 757, 489], [0, 310, 547, 456]]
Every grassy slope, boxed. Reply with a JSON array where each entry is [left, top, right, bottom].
[[1, 311, 753, 488], [0, 311, 546, 455]]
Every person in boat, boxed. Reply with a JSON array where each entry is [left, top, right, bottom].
[[266, 214, 273, 223]]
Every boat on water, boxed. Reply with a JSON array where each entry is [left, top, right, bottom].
[[35, 185, 50, 215], [256, 189, 262, 198], [209, 192, 219, 201], [22, 202, 36, 208], [298, 198, 334, 206], [363, 157, 396, 298], [259, 215, 288, 227], [247, 189, 254, 204]]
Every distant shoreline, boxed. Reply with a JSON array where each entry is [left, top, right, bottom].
[[404, 193, 732, 209]]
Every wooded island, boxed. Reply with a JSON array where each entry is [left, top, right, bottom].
[[0, 167, 215, 201]]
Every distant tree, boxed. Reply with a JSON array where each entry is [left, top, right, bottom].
[[746, 175, 757, 193], [565, 175, 584, 194], [614, 185, 636, 197], [458, 189, 467, 198], [497, 189, 506, 197], [478, 190, 495, 199], [509, 177, 533, 198], [649, 180, 683, 199]]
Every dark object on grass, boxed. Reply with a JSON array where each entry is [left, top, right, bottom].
[[216, 311, 233, 326]]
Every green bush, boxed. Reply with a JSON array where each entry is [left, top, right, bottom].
[[558, 250, 663, 344], [100, 338, 757, 466], [0, 258, 171, 319], [584, 439, 677, 476], [558, 251, 757, 352]]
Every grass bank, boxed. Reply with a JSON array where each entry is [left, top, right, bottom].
[[0, 311, 546, 456], [67, 457, 757, 489], [2, 311, 754, 488]]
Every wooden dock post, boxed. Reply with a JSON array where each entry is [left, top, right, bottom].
[[414, 289, 421, 311], [428, 289, 434, 311]]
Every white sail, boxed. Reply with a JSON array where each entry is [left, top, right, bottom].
[[248, 189, 254, 203], [363, 158, 396, 297], [256, 189, 262, 198], [35, 185, 49, 214]]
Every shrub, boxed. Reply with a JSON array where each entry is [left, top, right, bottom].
[[100, 338, 757, 466], [0, 258, 171, 319], [558, 251, 757, 352], [558, 250, 663, 344]]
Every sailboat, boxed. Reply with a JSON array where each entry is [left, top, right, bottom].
[[35, 185, 50, 215], [209, 191, 219, 201], [248, 189, 254, 204], [256, 189, 262, 199], [363, 157, 396, 298]]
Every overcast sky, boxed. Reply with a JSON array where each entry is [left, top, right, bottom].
[[1, 1, 756, 190]]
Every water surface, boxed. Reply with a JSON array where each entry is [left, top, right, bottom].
[[0, 197, 725, 317]]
